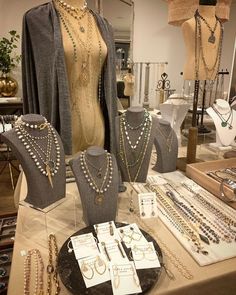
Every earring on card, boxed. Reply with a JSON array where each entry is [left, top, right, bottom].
[[141, 200, 145, 217], [94, 255, 106, 275], [80, 261, 94, 280]]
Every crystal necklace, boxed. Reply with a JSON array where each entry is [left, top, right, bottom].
[[80, 151, 113, 205], [212, 104, 233, 129], [195, 10, 219, 44], [14, 117, 61, 188]]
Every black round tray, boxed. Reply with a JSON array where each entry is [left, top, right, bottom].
[[58, 222, 163, 295]]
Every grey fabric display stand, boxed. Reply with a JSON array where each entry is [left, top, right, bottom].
[[153, 119, 178, 173], [1, 114, 66, 209], [69, 146, 119, 226], [116, 107, 158, 183]]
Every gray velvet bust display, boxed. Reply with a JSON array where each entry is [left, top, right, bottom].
[[153, 119, 178, 173], [1, 114, 66, 209], [115, 107, 158, 183], [69, 146, 119, 226]]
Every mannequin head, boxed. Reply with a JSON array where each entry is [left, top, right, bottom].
[[199, 0, 217, 5]]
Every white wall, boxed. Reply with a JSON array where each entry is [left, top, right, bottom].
[[132, 0, 236, 107], [0, 0, 46, 96]]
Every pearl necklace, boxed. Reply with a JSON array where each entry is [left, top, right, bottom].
[[15, 117, 61, 188], [121, 110, 151, 150], [24, 249, 44, 295], [80, 151, 113, 205]]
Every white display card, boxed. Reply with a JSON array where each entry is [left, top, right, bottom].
[[131, 242, 161, 269], [110, 262, 142, 295], [77, 254, 110, 288], [118, 223, 147, 248], [94, 221, 121, 242], [138, 192, 158, 219], [98, 240, 129, 263], [71, 233, 99, 260], [147, 175, 168, 185]]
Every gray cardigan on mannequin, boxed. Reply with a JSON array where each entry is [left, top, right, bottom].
[[22, 1, 117, 155]]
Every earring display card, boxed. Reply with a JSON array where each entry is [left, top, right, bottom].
[[94, 221, 121, 242], [131, 242, 161, 270], [77, 254, 110, 288], [70, 233, 99, 260], [98, 240, 129, 263], [118, 223, 148, 248], [110, 262, 142, 295], [138, 192, 158, 219]]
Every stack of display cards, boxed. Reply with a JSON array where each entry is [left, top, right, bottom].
[[118, 223, 148, 248], [77, 253, 110, 288], [98, 240, 128, 263], [93, 221, 120, 242], [138, 192, 158, 219], [131, 242, 160, 269], [110, 262, 142, 295]]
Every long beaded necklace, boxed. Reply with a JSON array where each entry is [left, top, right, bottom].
[[119, 112, 152, 182], [194, 10, 223, 80], [15, 117, 61, 188], [47, 234, 60, 295], [211, 104, 233, 129], [163, 184, 220, 244], [121, 110, 150, 150], [80, 151, 113, 205], [156, 123, 174, 152], [24, 249, 44, 295], [182, 184, 236, 232], [146, 184, 208, 255]]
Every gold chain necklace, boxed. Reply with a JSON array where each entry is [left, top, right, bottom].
[[24, 249, 44, 295], [156, 123, 174, 152], [47, 234, 60, 295]]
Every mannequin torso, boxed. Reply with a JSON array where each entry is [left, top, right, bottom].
[[182, 5, 222, 80], [54, 0, 107, 153]]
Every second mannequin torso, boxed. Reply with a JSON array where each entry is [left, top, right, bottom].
[[55, 0, 108, 153]]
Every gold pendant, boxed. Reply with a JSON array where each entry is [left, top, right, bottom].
[[46, 164, 53, 188], [95, 194, 104, 205]]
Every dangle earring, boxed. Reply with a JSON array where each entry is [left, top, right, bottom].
[[109, 221, 114, 236], [94, 256, 106, 275], [141, 200, 145, 217], [151, 200, 155, 217], [130, 227, 142, 241], [81, 261, 94, 280], [113, 265, 120, 289]]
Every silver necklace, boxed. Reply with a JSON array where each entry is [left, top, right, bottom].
[[15, 117, 61, 187]]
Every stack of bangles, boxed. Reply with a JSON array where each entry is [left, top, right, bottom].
[[207, 169, 236, 202]]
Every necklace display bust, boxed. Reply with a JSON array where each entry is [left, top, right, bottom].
[[1, 114, 66, 209], [182, 4, 223, 80], [153, 119, 178, 173], [69, 146, 119, 225], [206, 99, 236, 146]]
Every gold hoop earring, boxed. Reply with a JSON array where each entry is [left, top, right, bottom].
[[94, 256, 106, 275], [80, 261, 94, 280]]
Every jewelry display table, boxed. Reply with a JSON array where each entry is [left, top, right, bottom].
[[7, 169, 236, 295]]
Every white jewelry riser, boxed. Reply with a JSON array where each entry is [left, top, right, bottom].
[[17, 172, 80, 248], [206, 106, 236, 147], [160, 103, 190, 140], [133, 171, 236, 267]]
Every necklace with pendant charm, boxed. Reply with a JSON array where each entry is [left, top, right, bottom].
[[212, 104, 233, 129], [14, 117, 61, 188], [80, 151, 113, 205]]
